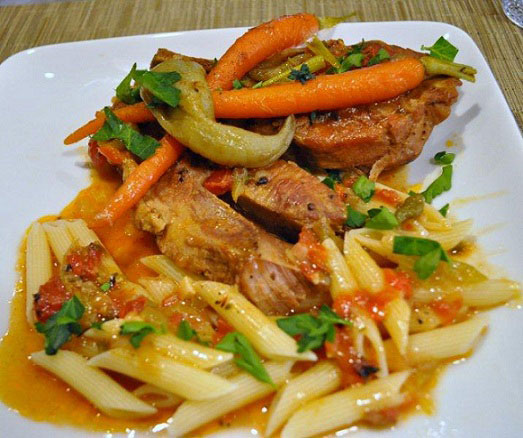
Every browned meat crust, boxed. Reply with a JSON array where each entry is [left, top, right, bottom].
[[135, 156, 329, 314], [293, 77, 461, 176], [236, 160, 346, 239]]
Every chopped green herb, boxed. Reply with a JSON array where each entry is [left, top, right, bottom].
[[393, 236, 450, 279], [277, 305, 351, 353], [345, 205, 367, 228], [120, 321, 161, 348], [93, 107, 160, 160], [395, 193, 425, 224], [133, 70, 181, 108], [90, 321, 103, 330], [252, 81, 263, 89], [365, 206, 399, 230], [352, 175, 375, 203], [321, 170, 342, 189], [177, 320, 197, 341], [115, 63, 142, 105], [433, 151, 455, 165], [439, 203, 450, 217], [289, 64, 315, 84], [232, 79, 243, 90], [213, 57, 218, 66], [309, 111, 318, 125], [216, 332, 274, 386], [422, 165, 453, 203], [338, 52, 364, 72], [100, 281, 111, 292], [367, 48, 390, 66], [35, 296, 85, 355], [421, 36, 459, 62]]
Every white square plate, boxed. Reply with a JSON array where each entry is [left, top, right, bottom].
[[0, 21, 522, 438]]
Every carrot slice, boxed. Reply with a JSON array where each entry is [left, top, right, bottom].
[[90, 134, 184, 228], [97, 144, 132, 166], [212, 57, 425, 118], [64, 102, 156, 145], [64, 58, 425, 143], [207, 13, 319, 91]]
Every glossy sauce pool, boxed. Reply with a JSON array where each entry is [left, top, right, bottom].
[[0, 167, 444, 436]]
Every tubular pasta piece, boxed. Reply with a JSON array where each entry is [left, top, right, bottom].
[[168, 361, 293, 437], [137, 275, 176, 304], [383, 297, 411, 356], [151, 333, 233, 369], [344, 231, 384, 293], [132, 383, 183, 408], [193, 281, 316, 361], [26, 222, 52, 323], [42, 220, 73, 262], [265, 361, 341, 436], [461, 279, 520, 307], [140, 255, 200, 283], [280, 370, 411, 438], [88, 347, 236, 401], [352, 308, 389, 377], [323, 238, 358, 298], [31, 350, 156, 418], [385, 316, 488, 371]]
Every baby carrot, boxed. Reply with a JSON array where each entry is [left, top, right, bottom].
[[212, 57, 425, 119], [207, 13, 319, 90], [64, 102, 156, 145], [90, 135, 184, 228]]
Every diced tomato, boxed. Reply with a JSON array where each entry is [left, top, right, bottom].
[[374, 189, 402, 207], [88, 139, 112, 173], [430, 295, 463, 325], [119, 295, 147, 318], [334, 288, 400, 322], [295, 228, 328, 283], [383, 268, 413, 298], [34, 275, 72, 322], [213, 317, 234, 345], [325, 327, 364, 387], [169, 312, 185, 327], [66, 243, 103, 281], [203, 169, 233, 196]]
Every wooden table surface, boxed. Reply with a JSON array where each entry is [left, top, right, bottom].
[[0, 0, 522, 128]]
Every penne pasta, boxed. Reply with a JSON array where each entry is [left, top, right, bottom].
[[25, 222, 53, 323], [31, 350, 156, 418], [193, 281, 316, 361], [352, 309, 389, 377], [461, 279, 520, 307], [383, 297, 411, 356], [140, 255, 199, 283], [65, 219, 122, 274], [385, 316, 488, 370], [133, 383, 183, 408], [151, 333, 233, 369], [88, 347, 236, 401], [344, 231, 384, 293], [323, 237, 358, 298], [138, 275, 176, 304], [281, 370, 411, 438], [409, 306, 442, 333], [42, 220, 73, 262], [168, 361, 293, 437], [265, 361, 341, 436]]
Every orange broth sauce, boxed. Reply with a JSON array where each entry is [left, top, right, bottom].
[[0, 166, 458, 436]]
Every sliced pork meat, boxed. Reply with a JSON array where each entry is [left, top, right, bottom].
[[236, 160, 346, 239], [293, 77, 461, 177], [239, 258, 330, 315], [135, 156, 329, 314]]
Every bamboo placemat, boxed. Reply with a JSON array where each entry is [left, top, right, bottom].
[[0, 0, 521, 128]]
